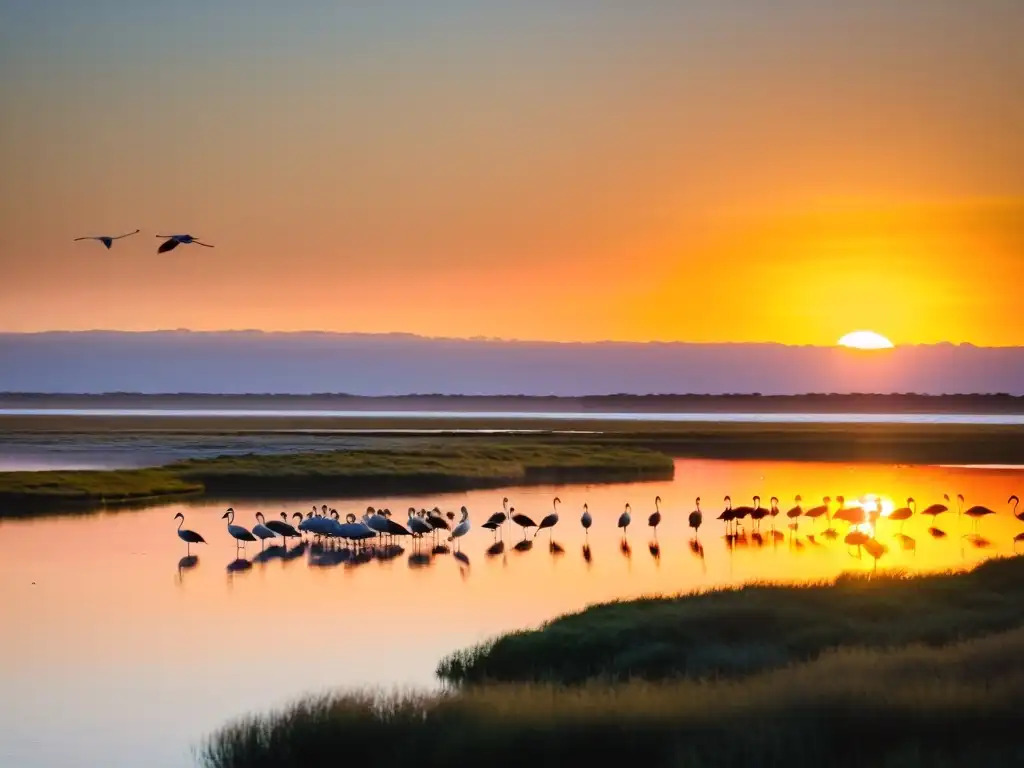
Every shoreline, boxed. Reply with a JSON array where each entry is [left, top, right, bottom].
[[4, 391, 1024, 414]]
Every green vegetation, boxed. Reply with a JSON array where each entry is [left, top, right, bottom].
[[0, 441, 673, 516], [201, 561, 1024, 768], [438, 557, 1024, 685], [0, 468, 203, 514]]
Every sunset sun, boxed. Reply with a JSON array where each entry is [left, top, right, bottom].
[[837, 330, 894, 350]]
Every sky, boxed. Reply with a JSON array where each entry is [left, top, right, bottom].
[[1, 1, 1023, 345]]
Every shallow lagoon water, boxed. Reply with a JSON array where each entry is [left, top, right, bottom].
[[1, 458, 1022, 767]]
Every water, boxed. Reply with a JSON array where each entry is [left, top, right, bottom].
[[1, 458, 1022, 767], [3, 407, 1024, 425]]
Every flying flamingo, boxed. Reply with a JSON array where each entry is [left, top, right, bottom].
[[74, 229, 140, 249], [156, 233, 214, 253], [535, 497, 561, 544], [173, 512, 205, 556], [688, 497, 702, 536], [648, 495, 662, 536]]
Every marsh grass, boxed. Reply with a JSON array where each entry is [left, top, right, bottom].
[[438, 557, 1024, 685], [202, 625, 1024, 768], [0, 441, 673, 516], [0, 467, 203, 514]]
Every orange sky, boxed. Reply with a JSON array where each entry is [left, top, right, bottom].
[[1, 3, 1022, 344]]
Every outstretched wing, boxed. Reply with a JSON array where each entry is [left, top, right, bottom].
[[157, 237, 181, 253]]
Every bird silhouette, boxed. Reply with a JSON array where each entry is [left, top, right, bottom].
[[648, 495, 662, 536], [74, 229, 140, 249], [688, 497, 702, 536], [156, 233, 214, 253], [173, 512, 205, 556]]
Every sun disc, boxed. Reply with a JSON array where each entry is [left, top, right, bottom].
[[838, 330, 894, 350]]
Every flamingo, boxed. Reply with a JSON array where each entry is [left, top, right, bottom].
[[536, 497, 561, 544], [648, 495, 662, 536], [617, 503, 632, 537], [688, 497, 702, 536], [482, 498, 509, 540], [833, 496, 865, 527], [768, 496, 780, 529], [265, 512, 300, 541], [382, 509, 412, 541], [74, 229, 140, 249], [718, 496, 736, 535], [749, 496, 768, 533], [1010, 495, 1021, 522], [252, 513, 279, 550], [921, 494, 950, 525], [803, 496, 831, 532], [581, 503, 592, 536], [888, 498, 915, 533], [365, 506, 390, 541], [173, 512, 205, 555], [786, 495, 803, 530], [449, 507, 471, 552], [731, 496, 756, 532], [408, 508, 433, 539], [511, 507, 537, 540], [222, 508, 257, 551], [156, 233, 214, 253], [961, 495, 996, 534]]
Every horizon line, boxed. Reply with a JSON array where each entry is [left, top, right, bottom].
[[0, 329, 1015, 349]]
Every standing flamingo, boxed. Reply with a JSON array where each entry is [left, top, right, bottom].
[[648, 495, 662, 537], [173, 512, 205, 556], [580, 503, 592, 536], [222, 508, 257, 552], [688, 497, 702, 536], [511, 507, 537, 541], [266, 512, 300, 542], [960, 495, 996, 534], [803, 496, 831, 532], [921, 494, 950, 528], [535, 497, 561, 544], [252, 513, 278, 550], [888, 498, 915, 533], [448, 507, 471, 552], [617, 503, 632, 537], [1010, 495, 1021, 522], [718, 496, 736, 535], [786, 495, 803, 530]]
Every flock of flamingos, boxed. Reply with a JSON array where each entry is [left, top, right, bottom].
[[172, 492, 1024, 569]]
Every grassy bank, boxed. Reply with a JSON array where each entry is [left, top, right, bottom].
[[438, 557, 1024, 685], [0, 441, 673, 516], [0, 468, 203, 513], [202, 582, 1024, 767]]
